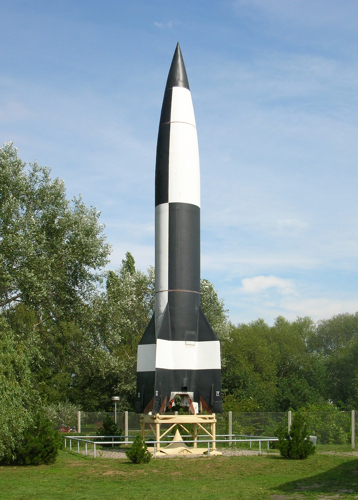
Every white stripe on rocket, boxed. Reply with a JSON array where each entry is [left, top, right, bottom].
[[155, 339, 221, 370], [168, 87, 200, 207], [137, 344, 156, 372], [170, 87, 196, 126], [155, 203, 169, 334]]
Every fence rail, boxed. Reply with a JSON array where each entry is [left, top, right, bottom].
[[50, 410, 356, 449], [64, 435, 280, 458]]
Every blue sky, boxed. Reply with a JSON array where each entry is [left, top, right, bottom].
[[1, 0, 358, 325]]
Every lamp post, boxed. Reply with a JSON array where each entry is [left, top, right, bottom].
[[112, 396, 120, 424]]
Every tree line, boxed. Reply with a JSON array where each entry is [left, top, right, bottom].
[[1, 143, 357, 457]]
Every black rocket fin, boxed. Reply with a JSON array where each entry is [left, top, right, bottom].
[[165, 42, 190, 91], [136, 313, 156, 413], [198, 307, 219, 342], [138, 313, 155, 345], [198, 307, 223, 413]]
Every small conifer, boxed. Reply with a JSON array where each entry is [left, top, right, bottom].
[[126, 435, 151, 464], [277, 412, 315, 459]]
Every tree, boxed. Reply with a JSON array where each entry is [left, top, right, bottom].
[[308, 312, 358, 356], [221, 319, 278, 411], [0, 142, 110, 323], [66, 253, 154, 411], [277, 412, 315, 460], [0, 317, 40, 461], [307, 312, 358, 409]]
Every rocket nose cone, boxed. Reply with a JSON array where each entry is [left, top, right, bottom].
[[165, 43, 190, 91]]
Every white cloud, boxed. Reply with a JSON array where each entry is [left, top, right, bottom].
[[281, 297, 358, 322], [0, 101, 35, 122], [154, 21, 173, 29], [240, 275, 296, 295]]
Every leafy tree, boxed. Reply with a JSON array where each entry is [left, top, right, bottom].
[[276, 373, 322, 412], [0, 142, 110, 323], [221, 319, 277, 411], [0, 317, 40, 461], [65, 253, 154, 411], [308, 312, 358, 356], [307, 312, 358, 408], [42, 402, 81, 430]]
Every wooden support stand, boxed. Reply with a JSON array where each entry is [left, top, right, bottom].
[[140, 413, 217, 452]]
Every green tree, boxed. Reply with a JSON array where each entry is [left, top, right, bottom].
[[308, 312, 358, 356], [0, 317, 40, 461], [277, 412, 315, 460], [222, 319, 277, 411], [67, 253, 154, 411], [0, 142, 110, 323], [126, 435, 151, 464], [1, 413, 62, 466], [307, 312, 358, 408]]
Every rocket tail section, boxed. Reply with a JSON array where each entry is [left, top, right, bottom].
[[150, 305, 222, 414]]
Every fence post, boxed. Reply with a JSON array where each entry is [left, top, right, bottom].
[[352, 410, 355, 450], [77, 411, 81, 434], [288, 411, 292, 434], [229, 411, 233, 446], [125, 411, 129, 444]]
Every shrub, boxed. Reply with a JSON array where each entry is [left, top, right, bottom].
[[96, 415, 122, 447], [302, 404, 350, 445], [277, 412, 315, 460], [126, 435, 151, 464], [0, 413, 62, 465], [42, 402, 81, 430]]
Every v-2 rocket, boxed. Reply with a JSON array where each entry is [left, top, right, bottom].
[[136, 43, 222, 415]]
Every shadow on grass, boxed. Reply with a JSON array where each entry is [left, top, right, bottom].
[[274, 458, 358, 495]]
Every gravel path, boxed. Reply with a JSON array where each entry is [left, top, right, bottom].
[[81, 447, 275, 459]]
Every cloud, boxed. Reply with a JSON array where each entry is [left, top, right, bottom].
[[240, 275, 296, 295], [0, 101, 35, 122], [154, 21, 173, 29], [281, 297, 358, 321]]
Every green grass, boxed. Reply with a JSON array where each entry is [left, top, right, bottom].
[[1, 450, 357, 499]]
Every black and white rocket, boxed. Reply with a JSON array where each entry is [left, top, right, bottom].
[[136, 43, 222, 414]]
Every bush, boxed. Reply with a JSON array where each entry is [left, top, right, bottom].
[[302, 404, 350, 445], [42, 402, 80, 430], [277, 412, 315, 460], [96, 415, 122, 447], [126, 435, 151, 464], [0, 413, 62, 465]]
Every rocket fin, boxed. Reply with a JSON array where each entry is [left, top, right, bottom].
[[136, 314, 156, 413], [197, 308, 223, 413]]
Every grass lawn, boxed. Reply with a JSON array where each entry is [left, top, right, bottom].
[[1, 450, 357, 499]]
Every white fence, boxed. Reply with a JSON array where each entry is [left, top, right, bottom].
[[55, 410, 356, 449], [64, 434, 280, 458]]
